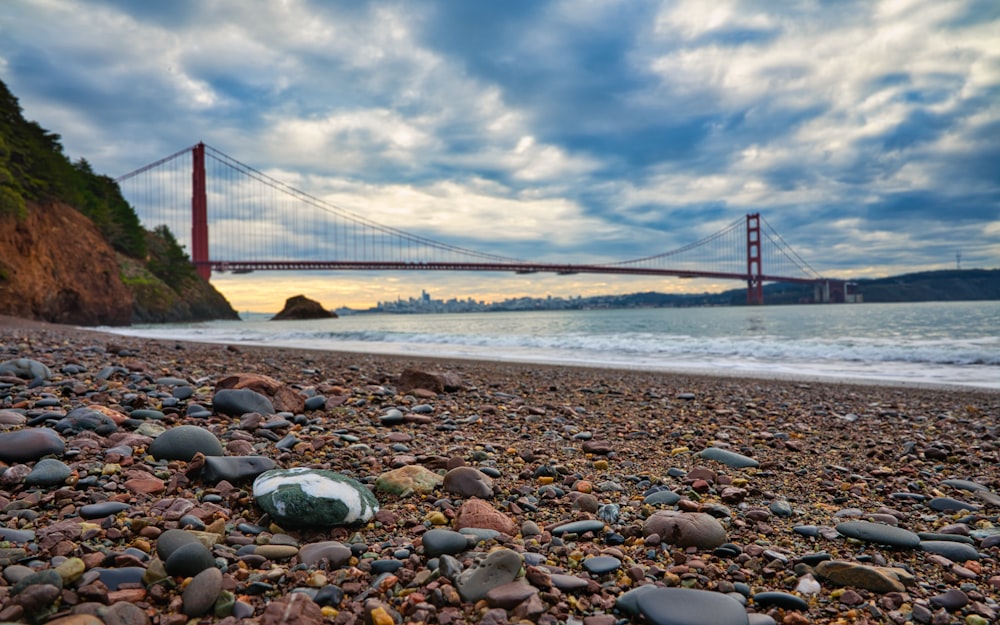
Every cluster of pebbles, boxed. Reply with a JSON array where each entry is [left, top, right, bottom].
[[0, 320, 998, 625]]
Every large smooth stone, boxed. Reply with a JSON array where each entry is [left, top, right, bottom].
[[164, 542, 215, 577], [940, 479, 987, 492], [23, 458, 72, 487], [456, 548, 524, 602], [216, 373, 304, 413], [615, 584, 661, 616], [752, 592, 809, 611], [252, 467, 378, 528], [156, 529, 204, 560], [0, 358, 52, 381], [0, 409, 27, 427], [182, 566, 223, 616], [0, 428, 64, 462], [213, 388, 275, 416], [453, 498, 517, 535], [643, 511, 727, 549], [149, 425, 224, 461], [485, 580, 538, 610], [582, 555, 622, 575], [928, 497, 979, 512], [421, 529, 473, 557], [200, 456, 277, 484], [815, 560, 906, 593], [298, 541, 353, 567], [443, 466, 494, 498], [79, 502, 130, 519], [54, 407, 117, 435], [636, 587, 749, 625], [11, 569, 63, 595], [699, 447, 760, 469], [375, 465, 443, 497], [835, 521, 920, 548], [644, 489, 681, 506], [92, 567, 146, 590], [551, 520, 606, 536], [920, 540, 981, 561]]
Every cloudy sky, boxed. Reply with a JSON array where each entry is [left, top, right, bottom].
[[2, 0, 998, 311]]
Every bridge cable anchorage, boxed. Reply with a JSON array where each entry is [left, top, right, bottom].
[[201, 145, 525, 265]]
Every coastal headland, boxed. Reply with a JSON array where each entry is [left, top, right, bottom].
[[0, 316, 998, 625]]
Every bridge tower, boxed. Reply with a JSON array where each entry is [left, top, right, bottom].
[[746, 212, 763, 305], [191, 142, 210, 280]]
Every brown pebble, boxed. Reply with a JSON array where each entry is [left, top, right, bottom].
[[454, 498, 517, 535], [485, 580, 538, 609], [43, 616, 105, 625], [102, 600, 150, 625], [260, 592, 323, 625], [14, 584, 62, 613]]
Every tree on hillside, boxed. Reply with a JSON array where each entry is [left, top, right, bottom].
[[0, 134, 25, 218], [146, 225, 197, 286], [0, 78, 146, 258], [73, 159, 146, 257]]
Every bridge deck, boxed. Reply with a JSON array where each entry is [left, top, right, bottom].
[[204, 260, 827, 285]]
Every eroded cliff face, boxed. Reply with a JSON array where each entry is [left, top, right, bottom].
[[0, 201, 132, 325], [0, 201, 240, 326], [118, 253, 239, 324]]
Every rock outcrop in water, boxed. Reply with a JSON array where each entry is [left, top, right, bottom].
[[270, 294, 336, 321]]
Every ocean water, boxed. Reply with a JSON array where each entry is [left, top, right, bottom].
[[98, 301, 1000, 390]]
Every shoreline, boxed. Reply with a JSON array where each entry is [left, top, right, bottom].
[[74, 316, 1000, 395], [2, 314, 999, 624]]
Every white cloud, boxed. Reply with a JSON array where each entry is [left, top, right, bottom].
[[1, 0, 997, 307]]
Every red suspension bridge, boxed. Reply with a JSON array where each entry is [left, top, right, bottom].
[[117, 142, 848, 304]]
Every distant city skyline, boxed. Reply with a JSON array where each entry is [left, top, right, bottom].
[[1, 1, 997, 311]]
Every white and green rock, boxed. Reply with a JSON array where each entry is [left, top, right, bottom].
[[252, 467, 378, 528]]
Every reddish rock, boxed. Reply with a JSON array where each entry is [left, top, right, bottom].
[[270, 295, 335, 321], [398, 369, 463, 393], [86, 404, 129, 425], [0, 201, 132, 325], [581, 440, 613, 455], [486, 580, 538, 609], [216, 373, 305, 413], [454, 498, 517, 535], [260, 592, 323, 625], [124, 476, 166, 495], [443, 466, 494, 498], [643, 511, 727, 549]]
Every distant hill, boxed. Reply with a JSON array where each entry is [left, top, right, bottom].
[[846, 269, 1000, 302], [749, 269, 1000, 305]]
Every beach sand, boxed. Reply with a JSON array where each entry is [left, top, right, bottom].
[[1, 315, 998, 624]]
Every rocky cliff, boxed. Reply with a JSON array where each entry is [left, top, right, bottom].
[[0, 201, 131, 325], [0, 201, 238, 326]]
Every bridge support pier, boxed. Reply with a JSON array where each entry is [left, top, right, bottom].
[[746, 213, 763, 305], [191, 142, 210, 280], [814, 281, 831, 303]]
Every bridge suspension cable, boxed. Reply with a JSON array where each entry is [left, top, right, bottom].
[[116, 142, 837, 303]]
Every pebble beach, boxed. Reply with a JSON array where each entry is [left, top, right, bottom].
[[1, 316, 998, 625]]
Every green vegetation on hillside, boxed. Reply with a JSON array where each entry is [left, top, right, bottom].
[[0, 78, 237, 323], [0, 80, 148, 257], [0, 79, 205, 282]]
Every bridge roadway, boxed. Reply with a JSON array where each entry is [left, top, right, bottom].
[[203, 260, 824, 285]]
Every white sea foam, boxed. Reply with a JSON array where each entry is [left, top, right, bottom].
[[96, 301, 1000, 390]]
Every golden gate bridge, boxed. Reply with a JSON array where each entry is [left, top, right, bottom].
[[117, 142, 848, 304]]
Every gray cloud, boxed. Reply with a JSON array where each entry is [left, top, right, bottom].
[[1, 0, 997, 308]]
